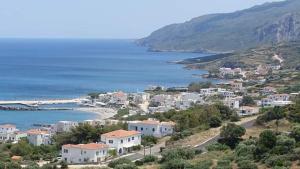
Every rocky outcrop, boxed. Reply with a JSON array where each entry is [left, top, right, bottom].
[[256, 13, 300, 43]]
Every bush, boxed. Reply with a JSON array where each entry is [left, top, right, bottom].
[[208, 116, 222, 128], [192, 160, 213, 169], [161, 159, 190, 169], [206, 143, 230, 152], [219, 123, 246, 148], [235, 143, 256, 162], [214, 160, 231, 169], [230, 113, 240, 122], [108, 158, 133, 168], [161, 148, 195, 163], [131, 145, 141, 151], [134, 160, 143, 166], [142, 155, 157, 163], [258, 130, 277, 149], [141, 136, 158, 146], [237, 160, 258, 169], [264, 155, 292, 168], [272, 135, 295, 155], [114, 164, 138, 169], [291, 126, 300, 142]]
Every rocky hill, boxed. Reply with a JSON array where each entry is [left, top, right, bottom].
[[138, 0, 300, 53]]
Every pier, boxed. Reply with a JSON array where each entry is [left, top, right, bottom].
[[0, 99, 81, 107]]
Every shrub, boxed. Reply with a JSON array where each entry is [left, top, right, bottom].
[[161, 159, 190, 169], [134, 160, 143, 166], [141, 136, 158, 146], [264, 155, 292, 168], [192, 160, 213, 169], [230, 113, 240, 122], [206, 143, 230, 152], [214, 160, 231, 169], [131, 145, 141, 151], [237, 160, 258, 169], [142, 155, 157, 163], [258, 130, 277, 149], [108, 158, 133, 168], [160, 148, 195, 163], [219, 123, 246, 148], [114, 164, 138, 169], [235, 143, 256, 162], [272, 135, 295, 155], [291, 126, 300, 142], [208, 116, 222, 128]]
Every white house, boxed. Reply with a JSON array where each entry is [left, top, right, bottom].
[[62, 143, 108, 164], [54, 121, 78, 133], [230, 82, 244, 92], [261, 87, 277, 95], [239, 106, 259, 116], [219, 67, 242, 77], [268, 94, 290, 101], [101, 130, 141, 155], [27, 129, 51, 146], [0, 124, 27, 143], [223, 98, 240, 109], [128, 119, 175, 138], [261, 94, 291, 107], [110, 91, 129, 106]]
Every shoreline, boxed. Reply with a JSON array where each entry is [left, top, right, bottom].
[[75, 107, 117, 120]]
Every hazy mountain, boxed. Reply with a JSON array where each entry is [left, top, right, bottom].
[[138, 0, 300, 53]]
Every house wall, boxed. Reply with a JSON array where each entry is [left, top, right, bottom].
[[62, 147, 107, 164]]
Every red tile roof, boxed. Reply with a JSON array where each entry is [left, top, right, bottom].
[[63, 143, 108, 150], [27, 129, 49, 135], [102, 130, 140, 138]]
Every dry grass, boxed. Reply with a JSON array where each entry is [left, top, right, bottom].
[[243, 119, 292, 139], [168, 116, 258, 148]]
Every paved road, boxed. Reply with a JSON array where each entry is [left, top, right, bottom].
[[109, 118, 257, 162], [194, 119, 256, 151]]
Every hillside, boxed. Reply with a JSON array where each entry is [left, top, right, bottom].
[[138, 0, 300, 53], [180, 41, 300, 71]]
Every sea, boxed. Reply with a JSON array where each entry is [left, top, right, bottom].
[[0, 39, 210, 129]]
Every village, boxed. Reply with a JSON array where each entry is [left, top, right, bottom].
[[1, 54, 300, 168]]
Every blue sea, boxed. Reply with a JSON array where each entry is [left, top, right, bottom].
[[0, 39, 210, 129]]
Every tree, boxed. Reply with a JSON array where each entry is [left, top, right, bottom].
[[291, 126, 300, 142], [208, 116, 222, 128], [241, 96, 255, 106], [258, 130, 277, 149], [219, 123, 246, 148]]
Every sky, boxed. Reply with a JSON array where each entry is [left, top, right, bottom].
[[0, 0, 283, 39]]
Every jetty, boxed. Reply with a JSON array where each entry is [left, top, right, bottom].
[[0, 99, 81, 107]]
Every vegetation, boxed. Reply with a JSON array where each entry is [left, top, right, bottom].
[[187, 82, 213, 92], [219, 123, 246, 148], [53, 123, 127, 147]]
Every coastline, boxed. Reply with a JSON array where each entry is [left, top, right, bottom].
[[75, 107, 117, 120]]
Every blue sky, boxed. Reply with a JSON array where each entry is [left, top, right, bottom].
[[0, 0, 282, 39]]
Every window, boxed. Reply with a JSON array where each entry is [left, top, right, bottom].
[[128, 138, 130, 142], [132, 137, 134, 140], [63, 149, 68, 153], [96, 151, 99, 155], [108, 140, 113, 144], [152, 128, 155, 132], [141, 127, 143, 131], [121, 139, 123, 144]]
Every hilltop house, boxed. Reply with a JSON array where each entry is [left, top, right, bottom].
[[219, 67, 242, 77], [0, 124, 27, 143], [261, 94, 291, 107], [239, 106, 259, 116], [27, 129, 51, 146], [101, 130, 141, 155], [54, 121, 78, 133], [128, 119, 175, 138], [62, 143, 108, 164]]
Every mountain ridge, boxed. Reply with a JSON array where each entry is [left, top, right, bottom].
[[138, 0, 300, 53]]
